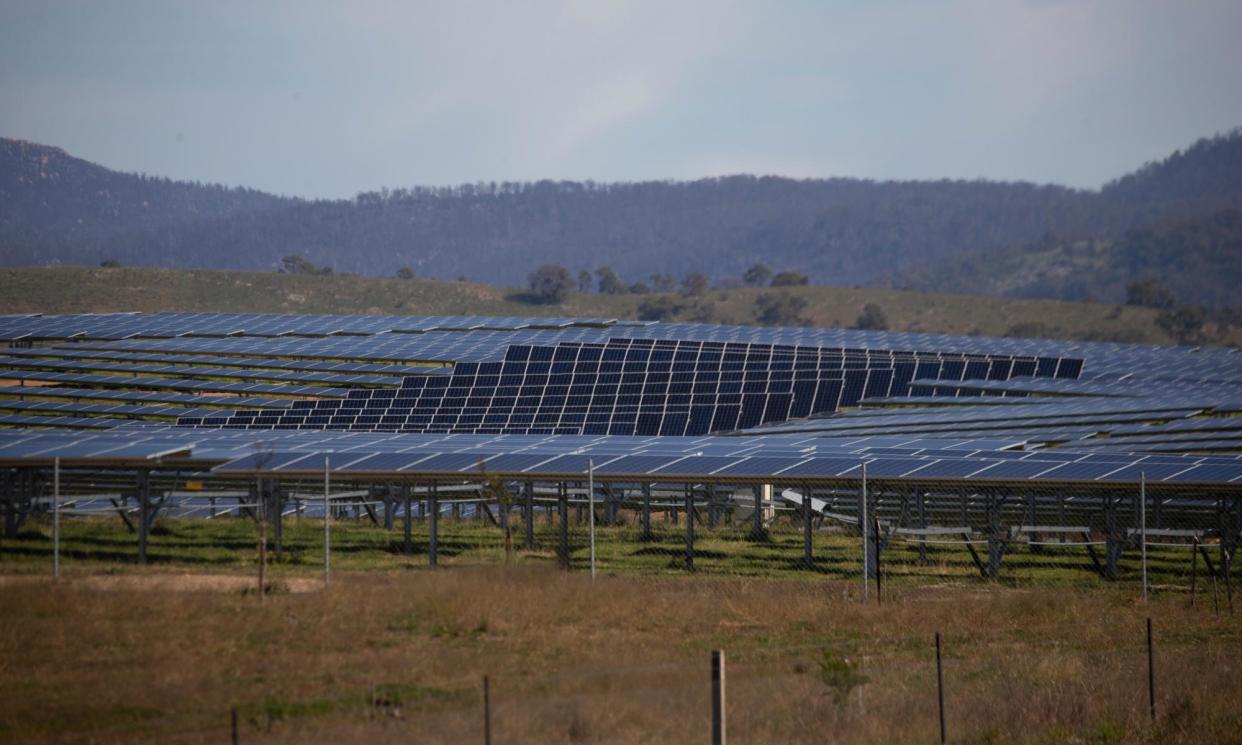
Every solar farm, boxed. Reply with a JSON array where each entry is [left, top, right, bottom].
[[4, 311, 1242, 744], [1, 310, 1240, 585]]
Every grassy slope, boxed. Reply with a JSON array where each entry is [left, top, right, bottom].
[[3, 266, 1232, 346]]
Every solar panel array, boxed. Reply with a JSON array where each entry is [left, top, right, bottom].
[[3, 312, 1242, 466], [184, 337, 1074, 436], [2, 426, 1240, 485]]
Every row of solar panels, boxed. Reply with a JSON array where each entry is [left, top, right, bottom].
[[208, 448, 1242, 485], [3, 347, 433, 375], [0, 312, 640, 341], [8, 313, 1240, 386], [0, 356, 404, 387], [0, 371, 349, 398], [0, 386, 293, 409], [3, 425, 1240, 477]]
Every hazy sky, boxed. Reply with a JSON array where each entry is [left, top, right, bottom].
[[3, 0, 1241, 199]]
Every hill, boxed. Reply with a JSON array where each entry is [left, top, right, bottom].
[[2, 130, 1240, 307], [0, 138, 292, 250], [893, 208, 1242, 308], [1, 266, 1236, 348]]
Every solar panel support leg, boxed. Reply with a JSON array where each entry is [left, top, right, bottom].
[[428, 482, 439, 567], [917, 491, 928, 564], [523, 481, 535, 551], [748, 485, 768, 543], [137, 469, 150, 565], [557, 483, 569, 570], [641, 483, 652, 542], [402, 483, 412, 555], [382, 485, 394, 531], [1104, 493, 1121, 581], [985, 492, 1007, 580], [684, 485, 695, 572], [271, 482, 283, 562], [802, 488, 813, 572]]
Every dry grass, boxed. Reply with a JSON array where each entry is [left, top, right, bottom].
[[1, 562, 1239, 744], [1, 265, 1230, 346]]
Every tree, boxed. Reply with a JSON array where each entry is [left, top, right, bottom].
[[755, 292, 810, 326], [628, 282, 651, 294], [99, 259, 122, 268], [636, 296, 682, 321], [650, 273, 677, 292], [1156, 304, 1206, 344], [743, 263, 772, 286], [577, 269, 593, 293], [1125, 278, 1176, 309], [854, 303, 889, 330], [596, 266, 626, 295], [281, 255, 319, 275], [395, 266, 416, 280], [527, 264, 573, 304], [681, 272, 709, 296], [771, 271, 809, 287]]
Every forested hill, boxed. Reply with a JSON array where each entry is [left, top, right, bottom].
[[0, 139, 293, 247], [1, 130, 1240, 305]]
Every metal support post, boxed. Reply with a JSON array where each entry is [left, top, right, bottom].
[[137, 469, 150, 564], [588, 460, 596, 580], [428, 481, 439, 567], [52, 457, 60, 580], [802, 487, 813, 571], [641, 482, 652, 541], [711, 649, 726, 745], [402, 483, 412, 554], [523, 481, 535, 550], [862, 464, 870, 600], [684, 485, 695, 571], [323, 454, 331, 585], [1140, 473, 1148, 601], [557, 482, 569, 569]]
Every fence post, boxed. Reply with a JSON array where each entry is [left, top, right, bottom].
[[588, 460, 596, 580], [483, 674, 492, 745], [935, 632, 946, 745], [231, 707, 239, 745], [685, 486, 695, 571], [873, 516, 883, 605], [323, 454, 331, 586], [523, 480, 535, 550], [1146, 617, 1156, 722], [429, 481, 439, 567], [861, 462, 869, 602], [711, 649, 726, 745], [52, 457, 60, 581], [1140, 473, 1148, 601]]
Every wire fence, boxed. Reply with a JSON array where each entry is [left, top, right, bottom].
[[2, 468, 1240, 602], [127, 616, 1239, 745]]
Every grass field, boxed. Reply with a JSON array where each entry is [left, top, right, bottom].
[[2, 265, 1232, 346], [2, 516, 1239, 743]]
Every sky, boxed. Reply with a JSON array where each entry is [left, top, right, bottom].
[[2, 0, 1241, 199]]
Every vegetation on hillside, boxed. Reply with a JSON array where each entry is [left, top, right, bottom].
[[3, 266, 1238, 347]]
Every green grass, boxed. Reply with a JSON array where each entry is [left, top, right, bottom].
[[1, 515, 1217, 594], [2, 265, 1232, 346]]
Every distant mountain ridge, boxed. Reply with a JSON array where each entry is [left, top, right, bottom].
[[1, 129, 1240, 307]]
